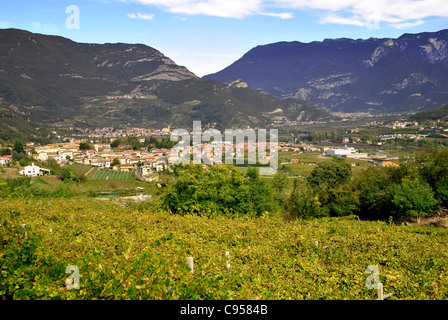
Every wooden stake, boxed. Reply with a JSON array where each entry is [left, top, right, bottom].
[[378, 283, 384, 300], [376, 283, 393, 300], [225, 251, 230, 269], [21, 224, 27, 239], [187, 257, 194, 274]]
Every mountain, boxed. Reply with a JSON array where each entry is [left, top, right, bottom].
[[204, 29, 448, 114], [0, 29, 333, 142], [410, 104, 448, 122]]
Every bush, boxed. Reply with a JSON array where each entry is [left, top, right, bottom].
[[390, 177, 439, 220], [0, 211, 63, 299], [307, 157, 352, 192], [350, 167, 395, 220], [162, 164, 276, 216], [287, 179, 324, 219]]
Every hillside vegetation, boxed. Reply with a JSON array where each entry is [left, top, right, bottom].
[[1, 197, 448, 300], [411, 104, 448, 122], [0, 29, 333, 143]]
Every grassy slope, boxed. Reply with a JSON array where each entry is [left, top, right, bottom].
[[2, 197, 447, 300]]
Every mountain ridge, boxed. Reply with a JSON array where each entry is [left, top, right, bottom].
[[204, 29, 448, 114], [0, 28, 334, 142]]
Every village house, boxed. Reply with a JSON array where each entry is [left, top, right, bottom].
[[113, 163, 134, 171], [19, 163, 50, 177], [58, 151, 73, 160], [0, 155, 12, 166]]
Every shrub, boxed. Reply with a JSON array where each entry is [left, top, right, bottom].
[[390, 177, 439, 221], [162, 164, 276, 216], [287, 179, 325, 219], [0, 211, 63, 299]]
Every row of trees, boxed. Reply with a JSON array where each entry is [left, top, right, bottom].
[[162, 165, 276, 216], [160, 149, 447, 221], [110, 136, 176, 150], [286, 150, 447, 221]]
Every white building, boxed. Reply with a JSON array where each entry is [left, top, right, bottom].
[[19, 163, 50, 177], [59, 151, 73, 160], [0, 155, 12, 166], [326, 146, 357, 157]]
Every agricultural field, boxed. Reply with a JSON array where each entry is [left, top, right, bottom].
[[1, 197, 448, 300], [36, 175, 63, 186], [68, 163, 94, 177], [88, 169, 137, 181], [0, 166, 21, 179], [85, 179, 147, 191], [278, 152, 372, 177]]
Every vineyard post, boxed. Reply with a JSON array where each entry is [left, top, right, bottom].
[[21, 223, 27, 239], [187, 257, 194, 274], [225, 251, 230, 269], [376, 283, 392, 300], [378, 283, 384, 300]]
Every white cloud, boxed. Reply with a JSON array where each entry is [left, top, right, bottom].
[[259, 12, 294, 19], [130, 0, 263, 19], [319, 15, 366, 27], [390, 19, 424, 29], [121, 0, 448, 29], [278, 0, 448, 28], [127, 12, 155, 20]]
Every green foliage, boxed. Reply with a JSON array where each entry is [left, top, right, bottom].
[[435, 179, 448, 207], [271, 168, 289, 207], [12, 150, 27, 162], [325, 186, 360, 217], [110, 139, 121, 148], [42, 158, 61, 174], [13, 140, 24, 154], [0, 211, 63, 299], [111, 158, 120, 167], [162, 164, 276, 216], [350, 167, 395, 220], [146, 136, 177, 150], [18, 157, 36, 167], [0, 177, 31, 198], [79, 142, 93, 151], [1, 198, 448, 300], [307, 157, 352, 192], [410, 103, 448, 122], [390, 177, 439, 219], [287, 179, 324, 219], [0, 148, 11, 156], [57, 168, 78, 183]]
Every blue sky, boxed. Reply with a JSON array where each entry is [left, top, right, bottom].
[[1, 0, 447, 76]]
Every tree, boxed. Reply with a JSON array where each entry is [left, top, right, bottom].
[[350, 166, 395, 220], [307, 157, 352, 192], [13, 140, 24, 154], [110, 139, 121, 148], [162, 164, 276, 216], [390, 177, 439, 222], [79, 142, 92, 150], [111, 158, 120, 167], [272, 168, 288, 207], [287, 179, 324, 219], [57, 167, 77, 183], [0, 148, 11, 156]]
